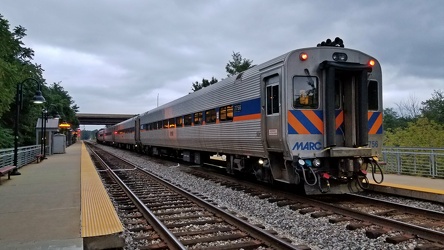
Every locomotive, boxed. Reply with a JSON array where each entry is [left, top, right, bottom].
[[97, 38, 384, 194]]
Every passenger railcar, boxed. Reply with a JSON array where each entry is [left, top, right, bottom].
[[103, 126, 115, 145], [96, 128, 105, 144], [114, 116, 139, 150], [105, 38, 384, 194]]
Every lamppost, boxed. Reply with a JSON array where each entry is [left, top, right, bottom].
[[12, 78, 46, 175]]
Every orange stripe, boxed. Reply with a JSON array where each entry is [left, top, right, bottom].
[[369, 112, 382, 134], [301, 110, 324, 134], [335, 111, 343, 130], [233, 113, 261, 122], [288, 111, 310, 134]]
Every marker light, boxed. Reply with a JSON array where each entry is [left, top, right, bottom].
[[299, 52, 308, 61], [368, 59, 376, 67], [332, 52, 348, 62]]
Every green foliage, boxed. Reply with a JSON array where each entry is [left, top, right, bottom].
[[0, 126, 13, 148], [383, 108, 412, 132], [225, 51, 253, 77], [0, 14, 79, 148], [44, 82, 80, 129], [421, 90, 444, 124], [191, 77, 218, 92], [384, 118, 444, 147]]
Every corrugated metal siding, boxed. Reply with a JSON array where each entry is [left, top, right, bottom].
[[140, 120, 264, 157]]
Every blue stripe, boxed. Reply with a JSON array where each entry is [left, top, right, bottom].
[[288, 124, 297, 134], [292, 110, 322, 134], [234, 98, 261, 117], [368, 112, 379, 128], [335, 110, 344, 135]]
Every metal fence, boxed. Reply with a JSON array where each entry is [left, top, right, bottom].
[[381, 147, 444, 178], [0, 145, 41, 169]]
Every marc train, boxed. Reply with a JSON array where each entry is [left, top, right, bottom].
[[97, 38, 384, 194]]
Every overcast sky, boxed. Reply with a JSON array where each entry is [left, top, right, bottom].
[[2, 0, 443, 129]]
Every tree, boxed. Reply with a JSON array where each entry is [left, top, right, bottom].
[[421, 90, 444, 124], [0, 14, 45, 147], [0, 15, 79, 147], [191, 77, 218, 92], [384, 118, 444, 147], [225, 51, 253, 77], [395, 94, 422, 119]]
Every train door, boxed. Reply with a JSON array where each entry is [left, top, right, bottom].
[[262, 73, 282, 151], [322, 62, 372, 148]]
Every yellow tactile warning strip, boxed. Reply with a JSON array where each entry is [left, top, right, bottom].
[[81, 142, 123, 237], [369, 180, 444, 195]]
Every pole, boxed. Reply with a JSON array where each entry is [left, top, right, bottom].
[[43, 112, 47, 159], [40, 111, 44, 155], [12, 78, 46, 175], [12, 84, 22, 175]]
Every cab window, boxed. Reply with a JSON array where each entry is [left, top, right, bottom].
[[293, 76, 318, 109], [368, 81, 379, 110]]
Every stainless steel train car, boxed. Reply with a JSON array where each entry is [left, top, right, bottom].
[[103, 126, 115, 145], [102, 38, 384, 194], [96, 128, 105, 144]]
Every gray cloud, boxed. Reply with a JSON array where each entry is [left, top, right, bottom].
[[2, 0, 443, 129]]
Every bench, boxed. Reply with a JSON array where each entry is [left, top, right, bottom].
[[0, 165, 16, 184], [36, 154, 44, 163]]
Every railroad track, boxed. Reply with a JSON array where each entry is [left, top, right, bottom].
[[86, 144, 305, 250], [184, 167, 444, 246]]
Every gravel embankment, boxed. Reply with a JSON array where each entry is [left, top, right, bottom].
[[98, 145, 436, 250]]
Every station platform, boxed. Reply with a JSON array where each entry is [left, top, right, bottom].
[[0, 141, 123, 250], [368, 173, 444, 203]]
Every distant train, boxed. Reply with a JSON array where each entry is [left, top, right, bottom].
[[97, 38, 384, 194]]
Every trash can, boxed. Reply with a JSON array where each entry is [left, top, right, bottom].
[[52, 134, 66, 154]]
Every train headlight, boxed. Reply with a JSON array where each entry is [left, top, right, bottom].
[[313, 158, 321, 167], [332, 52, 348, 62], [258, 159, 264, 165], [299, 52, 308, 61], [368, 59, 376, 67], [298, 159, 305, 166]]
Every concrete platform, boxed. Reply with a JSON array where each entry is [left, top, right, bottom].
[[0, 142, 82, 250], [368, 173, 444, 203]]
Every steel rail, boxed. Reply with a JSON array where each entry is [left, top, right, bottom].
[[89, 147, 186, 250]]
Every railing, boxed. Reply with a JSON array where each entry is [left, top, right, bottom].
[[0, 145, 41, 169], [381, 147, 444, 178]]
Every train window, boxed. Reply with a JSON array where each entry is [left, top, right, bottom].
[[168, 118, 175, 128], [205, 109, 217, 124], [194, 112, 203, 125], [368, 81, 378, 110], [293, 76, 318, 109], [163, 119, 169, 129], [175, 116, 183, 127], [152, 122, 157, 130], [184, 114, 192, 126], [266, 75, 280, 115], [219, 105, 233, 122], [157, 121, 163, 129]]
